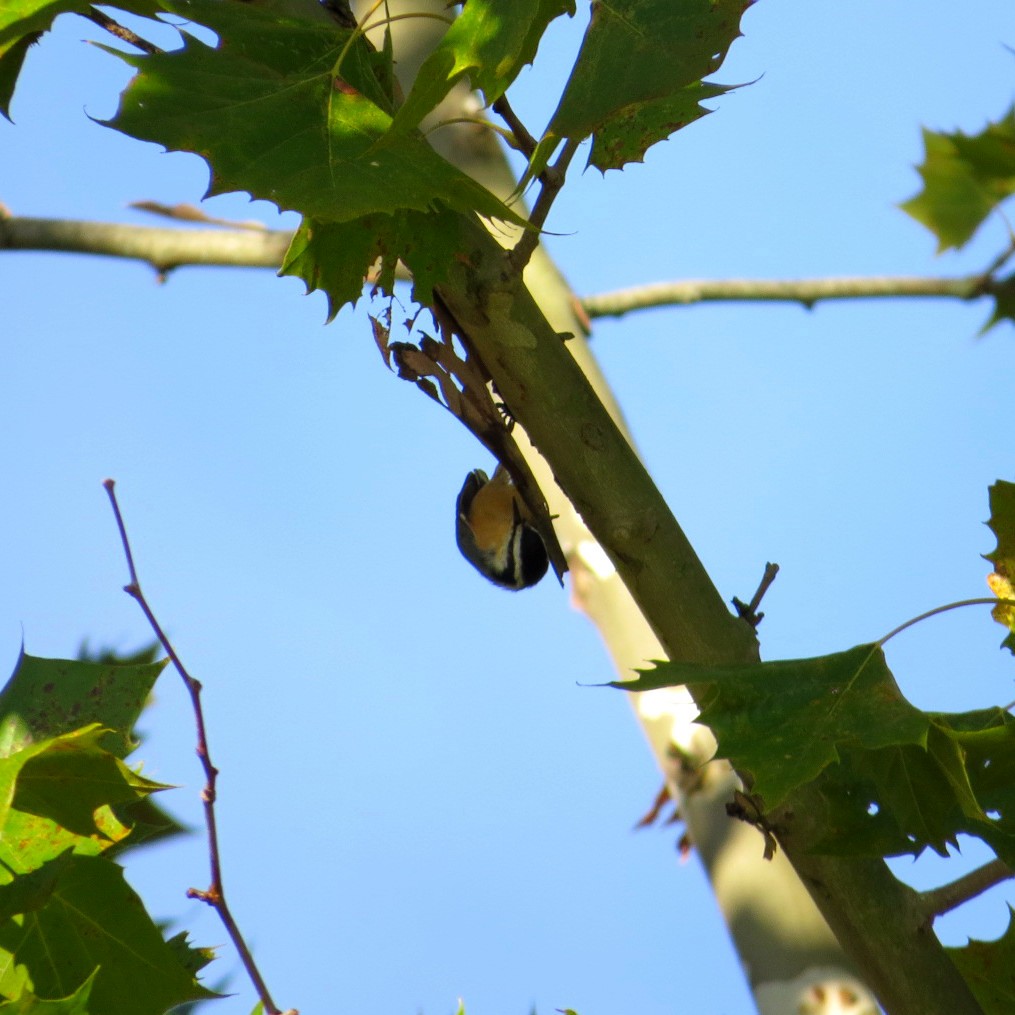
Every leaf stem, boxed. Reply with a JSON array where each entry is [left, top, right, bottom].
[[102, 479, 290, 1015], [510, 137, 582, 272], [920, 858, 1014, 922], [876, 597, 1015, 648]]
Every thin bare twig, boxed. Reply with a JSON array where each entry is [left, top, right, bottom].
[[920, 858, 1015, 922], [0, 216, 294, 274], [84, 7, 162, 55], [102, 479, 292, 1015], [732, 562, 779, 628]]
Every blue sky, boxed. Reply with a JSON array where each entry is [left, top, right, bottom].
[[3, 2, 1015, 1013]]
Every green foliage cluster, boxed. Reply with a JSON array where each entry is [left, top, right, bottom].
[[615, 479, 1015, 1014], [2, 0, 751, 320], [0, 653, 214, 1014]]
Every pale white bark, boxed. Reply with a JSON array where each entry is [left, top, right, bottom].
[[366, 3, 880, 1012]]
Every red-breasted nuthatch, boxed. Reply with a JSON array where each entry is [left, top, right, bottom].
[[456, 465, 549, 590]]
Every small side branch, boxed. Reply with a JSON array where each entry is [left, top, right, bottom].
[[3, 215, 1011, 327], [732, 562, 779, 629], [920, 858, 1015, 923], [0, 216, 293, 274], [581, 275, 1002, 318], [103, 480, 293, 1015]]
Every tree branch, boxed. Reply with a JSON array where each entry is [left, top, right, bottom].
[[434, 212, 986, 1015], [0, 215, 292, 274], [5, 215, 1008, 323], [920, 859, 1015, 922], [581, 274, 1002, 318]]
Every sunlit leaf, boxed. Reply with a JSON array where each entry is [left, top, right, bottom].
[[901, 107, 1015, 251], [0, 727, 168, 874], [102, 0, 526, 314], [0, 967, 97, 1014], [390, 0, 574, 135]]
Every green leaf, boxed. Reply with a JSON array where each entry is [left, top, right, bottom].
[[901, 107, 1015, 251], [164, 930, 216, 980], [390, 0, 574, 136], [0, 31, 37, 122], [847, 736, 963, 857], [621, 652, 1015, 860], [588, 78, 729, 172], [985, 479, 1015, 654], [12, 728, 168, 840], [101, 0, 527, 314], [0, 854, 216, 1015], [0, 851, 74, 922], [944, 709, 1015, 868], [69, 643, 187, 856], [0, 968, 97, 1014], [544, 0, 750, 171], [809, 707, 1015, 863], [281, 205, 465, 318], [948, 906, 1015, 1015], [809, 754, 925, 858], [0, 652, 168, 760], [106, 793, 188, 857], [618, 645, 929, 808], [0, 727, 168, 873]]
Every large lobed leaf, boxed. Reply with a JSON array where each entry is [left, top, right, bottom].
[[543, 0, 751, 171], [0, 652, 210, 1011], [282, 205, 466, 320], [113, 1, 523, 223], [617, 641, 1015, 862], [619, 645, 930, 809], [0, 726, 169, 873], [100, 0, 528, 311], [901, 105, 1015, 252], [0, 651, 167, 760]]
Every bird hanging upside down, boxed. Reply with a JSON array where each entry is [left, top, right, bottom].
[[455, 465, 549, 590]]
